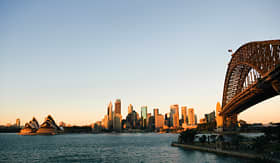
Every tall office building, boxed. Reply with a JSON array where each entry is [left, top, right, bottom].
[[115, 99, 121, 115], [16, 118, 20, 127], [153, 108, 159, 116], [146, 113, 152, 129], [128, 104, 133, 114], [155, 114, 164, 129], [188, 108, 195, 126], [102, 115, 109, 129], [113, 112, 122, 131], [170, 104, 179, 128], [107, 102, 113, 129], [181, 106, 187, 124], [141, 106, 147, 128], [165, 113, 171, 127]]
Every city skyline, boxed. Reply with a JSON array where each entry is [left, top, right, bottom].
[[1, 1, 280, 125]]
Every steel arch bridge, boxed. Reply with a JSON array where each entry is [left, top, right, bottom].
[[220, 40, 280, 128]]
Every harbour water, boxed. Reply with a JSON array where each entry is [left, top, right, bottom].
[[0, 133, 256, 163]]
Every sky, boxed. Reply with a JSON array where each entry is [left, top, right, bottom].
[[0, 0, 280, 125]]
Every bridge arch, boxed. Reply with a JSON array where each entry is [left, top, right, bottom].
[[222, 40, 280, 109]]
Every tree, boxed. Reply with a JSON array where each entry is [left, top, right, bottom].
[[178, 129, 197, 144]]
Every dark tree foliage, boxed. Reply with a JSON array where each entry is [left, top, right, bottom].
[[253, 136, 269, 153], [199, 135, 206, 143], [178, 129, 197, 144]]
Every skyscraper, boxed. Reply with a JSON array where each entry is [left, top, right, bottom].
[[155, 114, 164, 129], [102, 115, 109, 129], [141, 106, 147, 128], [128, 104, 133, 114], [113, 111, 122, 131], [16, 118, 20, 127], [170, 104, 179, 128], [146, 113, 152, 129], [188, 108, 195, 126], [181, 106, 187, 124], [107, 102, 113, 129], [153, 108, 159, 116], [115, 99, 121, 115]]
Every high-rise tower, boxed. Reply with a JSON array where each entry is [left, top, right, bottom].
[[141, 106, 147, 128], [170, 104, 179, 128], [181, 106, 187, 124], [188, 108, 195, 126], [128, 104, 133, 114], [107, 101, 113, 129], [115, 99, 121, 115]]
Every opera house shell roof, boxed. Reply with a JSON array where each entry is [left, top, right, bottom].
[[36, 115, 61, 135], [19, 115, 62, 135], [19, 117, 40, 135]]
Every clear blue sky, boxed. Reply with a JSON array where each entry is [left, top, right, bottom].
[[1, 0, 280, 125]]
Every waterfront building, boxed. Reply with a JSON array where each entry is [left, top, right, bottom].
[[188, 108, 195, 126], [181, 106, 187, 125], [19, 117, 40, 134], [126, 110, 139, 129], [128, 104, 133, 114], [216, 102, 223, 130], [102, 115, 109, 129], [164, 113, 171, 127], [36, 115, 60, 134], [107, 102, 113, 129], [93, 121, 102, 131], [153, 108, 159, 116], [16, 118, 20, 127], [115, 99, 121, 115], [199, 118, 207, 124], [170, 104, 179, 128], [141, 106, 147, 128], [205, 111, 215, 123], [146, 113, 151, 128], [155, 114, 164, 129], [154, 108, 164, 129], [113, 112, 122, 131]]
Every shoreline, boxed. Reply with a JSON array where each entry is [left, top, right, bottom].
[[171, 143, 280, 163]]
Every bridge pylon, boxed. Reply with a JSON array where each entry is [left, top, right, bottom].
[[216, 102, 238, 132]]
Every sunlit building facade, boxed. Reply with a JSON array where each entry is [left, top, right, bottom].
[[181, 106, 187, 124], [170, 104, 179, 128], [113, 112, 122, 131], [188, 108, 195, 126], [107, 102, 113, 129], [128, 104, 133, 114], [16, 118, 20, 127], [155, 114, 164, 129], [115, 99, 121, 115]]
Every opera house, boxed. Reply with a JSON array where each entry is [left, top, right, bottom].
[[19, 117, 40, 135], [19, 115, 62, 135]]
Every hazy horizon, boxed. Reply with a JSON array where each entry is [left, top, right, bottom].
[[1, 1, 280, 125]]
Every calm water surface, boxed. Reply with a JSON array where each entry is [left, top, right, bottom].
[[0, 133, 256, 163]]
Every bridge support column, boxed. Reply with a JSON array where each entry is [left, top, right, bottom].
[[272, 80, 280, 94], [224, 114, 238, 130]]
